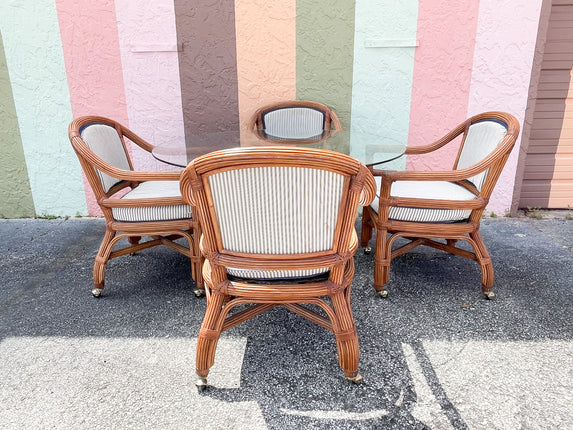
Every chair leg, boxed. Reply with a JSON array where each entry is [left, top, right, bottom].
[[192, 224, 205, 297], [330, 292, 362, 383], [92, 229, 116, 297], [195, 291, 225, 390], [128, 235, 141, 246], [360, 208, 374, 253], [373, 228, 390, 297], [469, 231, 495, 299]]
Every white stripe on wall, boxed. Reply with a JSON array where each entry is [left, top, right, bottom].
[[349, 0, 417, 170]]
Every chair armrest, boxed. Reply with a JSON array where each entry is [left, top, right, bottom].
[[389, 195, 486, 210], [371, 161, 491, 184], [119, 125, 156, 153], [111, 168, 182, 182], [100, 195, 185, 208], [91, 156, 181, 181], [358, 167, 377, 206], [404, 119, 469, 155], [76, 143, 180, 181]]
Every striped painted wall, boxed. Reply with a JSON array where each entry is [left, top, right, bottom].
[[0, 0, 542, 217]]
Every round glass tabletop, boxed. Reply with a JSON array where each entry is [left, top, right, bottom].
[[151, 129, 405, 168]]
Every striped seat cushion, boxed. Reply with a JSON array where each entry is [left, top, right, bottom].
[[208, 166, 344, 279], [262, 107, 326, 140], [371, 177, 476, 223], [112, 181, 192, 222]]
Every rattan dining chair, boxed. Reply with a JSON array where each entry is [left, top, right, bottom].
[[361, 111, 520, 299], [69, 116, 203, 298], [179, 147, 376, 388], [248, 100, 342, 142]]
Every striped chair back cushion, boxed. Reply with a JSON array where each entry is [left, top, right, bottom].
[[457, 120, 508, 190], [208, 166, 344, 279], [80, 123, 131, 193], [262, 107, 326, 140]]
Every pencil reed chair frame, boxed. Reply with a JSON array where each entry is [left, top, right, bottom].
[[361, 112, 520, 299], [69, 116, 203, 298], [180, 147, 376, 388], [248, 100, 342, 143]]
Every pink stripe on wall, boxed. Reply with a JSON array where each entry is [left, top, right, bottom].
[[234, 0, 296, 135], [407, 0, 480, 171], [114, 0, 184, 172], [56, 0, 129, 215], [468, 0, 543, 213]]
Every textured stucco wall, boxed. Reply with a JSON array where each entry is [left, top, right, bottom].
[[0, 1, 545, 217], [57, 0, 130, 216], [235, 0, 296, 134], [407, 0, 480, 171], [115, 0, 184, 173], [467, 0, 543, 214], [297, 0, 355, 129], [0, 32, 36, 218], [0, 0, 86, 217], [174, 0, 240, 137]]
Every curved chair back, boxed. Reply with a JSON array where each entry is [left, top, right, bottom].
[[182, 147, 374, 280], [69, 116, 139, 200], [73, 120, 133, 193], [455, 118, 512, 192], [248, 100, 342, 140]]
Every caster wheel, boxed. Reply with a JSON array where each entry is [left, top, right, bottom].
[[92, 288, 103, 298], [363, 246, 372, 254], [196, 377, 208, 391], [484, 291, 495, 300], [377, 290, 388, 298], [193, 288, 205, 297], [346, 372, 363, 384]]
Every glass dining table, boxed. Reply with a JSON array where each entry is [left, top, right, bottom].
[[151, 128, 406, 168]]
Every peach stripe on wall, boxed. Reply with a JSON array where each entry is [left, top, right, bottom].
[[114, 0, 184, 172], [407, 0, 480, 171], [56, 0, 129, 216], [234, 0, 296, 134]]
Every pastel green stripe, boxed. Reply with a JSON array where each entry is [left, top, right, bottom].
[[349, 0, 418, 169], [0, 1, 87, 217], [296, 0, 356, 130], [0, 32, 35, 218]]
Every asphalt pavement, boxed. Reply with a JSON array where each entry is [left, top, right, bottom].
[[0, 216, 572, 429]]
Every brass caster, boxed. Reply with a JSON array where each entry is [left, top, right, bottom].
[[377, 290, 388, 298], [196, 377, 208, 391], [484, 291, 495, 300], [92, 288, 103, 298], [363, 246, 372, 254], [346, 372, 363, 384], [193, 288, 205, 298]]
